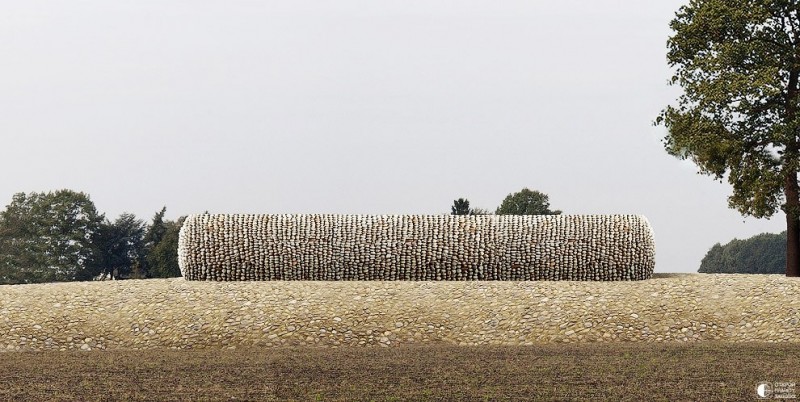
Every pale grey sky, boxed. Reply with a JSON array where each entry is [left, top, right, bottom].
[[0, 1, 786, 273]]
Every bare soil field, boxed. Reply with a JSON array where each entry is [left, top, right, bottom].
[[0, 342, 797, 401]]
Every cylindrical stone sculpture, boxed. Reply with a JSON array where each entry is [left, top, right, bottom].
[[178, 214, 655, 281]]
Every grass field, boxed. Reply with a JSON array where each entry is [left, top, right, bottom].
[[0, 341, 796, 401]]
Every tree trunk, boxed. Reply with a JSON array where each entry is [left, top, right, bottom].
[[785, 168, 800, 277], [783, 59, 799, 276]]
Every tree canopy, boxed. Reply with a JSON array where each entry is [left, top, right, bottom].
[[699, 232, 786, 274], [94, 213, 146, 280], [0, 192, 186, 283], [495, 188, 561, 215], [657, 0, 800, 276], [147, 216, 185, 278], [143, 207, 167, 252], [449, 198, 493, 216], [451, 198, 471, 215], [0, 190, 104, 283]]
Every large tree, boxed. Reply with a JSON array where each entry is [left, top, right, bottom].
[[0, 190, 104, 283], [142, 207, 186, 278], [495, 188, 562, 215], [143, 207, 167, 252], [142, 207, 167, 276], [657, 0, 800, 276], [95, 213, 146, 280], [147, 216, 185, 278]]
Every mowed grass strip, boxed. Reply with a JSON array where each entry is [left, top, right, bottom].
[[0, 342, 796, 401]]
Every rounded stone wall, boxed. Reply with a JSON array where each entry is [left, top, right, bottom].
[[178, 214, 655, 281]]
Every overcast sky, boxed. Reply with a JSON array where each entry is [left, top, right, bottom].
[[0, 1, 787, 273]]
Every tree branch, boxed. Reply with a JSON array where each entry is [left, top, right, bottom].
[[788, 8, 800, 48]]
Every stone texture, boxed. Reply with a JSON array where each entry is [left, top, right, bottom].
[[177, 214, 656, 281], [0, 274, 797, 351]]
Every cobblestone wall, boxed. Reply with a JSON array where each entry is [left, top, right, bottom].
[[3, 275, 800, 351], [177, 214, 656, 281]]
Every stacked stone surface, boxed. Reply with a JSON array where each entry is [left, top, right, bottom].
[[2, 275, 799, 351], [178, 214, 656, 281]]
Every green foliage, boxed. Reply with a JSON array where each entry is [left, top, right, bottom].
[[699, 232, 786, 274], [0, 192, 186, 282], [451, 198, 493, 215], [147, 216, 185, 278], [0, 190, 104, 284], [656, 0, 800, 219], [495, 188, 561, 215], [451, 198, 471, 215], [94, 213, 146, 280], [143, 207, 167, 251]]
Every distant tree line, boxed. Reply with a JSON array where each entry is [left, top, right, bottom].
[[0, 189, 184, 284], [450, 188, 561, 216], [699, 232, 786, 274]]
